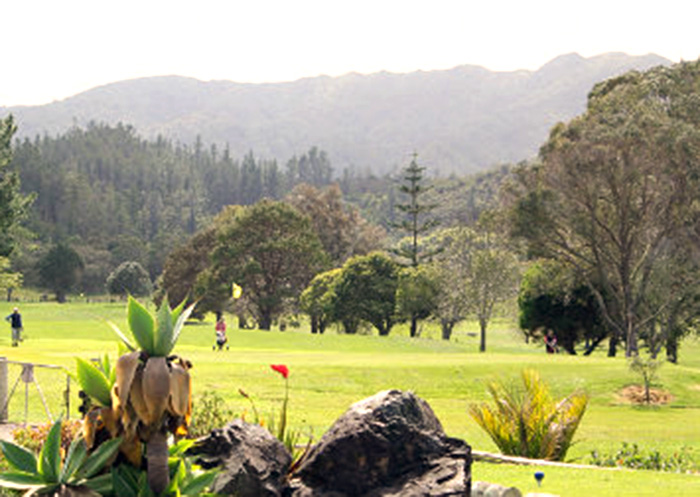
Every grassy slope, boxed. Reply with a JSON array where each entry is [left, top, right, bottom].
[[1, 301, 699, 496]]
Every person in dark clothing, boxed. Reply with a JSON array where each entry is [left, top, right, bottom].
[[544, 330, 558, 354], [5, 307, 23, 347]]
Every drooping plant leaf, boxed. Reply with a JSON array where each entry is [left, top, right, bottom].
[[128, 296, 156, 352], [76, 358, 113, 407], [0, 440, 38, 473]]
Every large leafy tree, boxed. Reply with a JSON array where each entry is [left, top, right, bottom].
[[395, 265, 439, 337], [38, 243, 84, 303], [286, 183, 385, 267], [330, 252, 399, 336], [299, 268, 341, 334], [507, 61, 700, 357], [208, 200, 327, 330], [0, 115, 32, 257], [438, 225, 520, 352], [106, 261, 153, 297], [518, 260, 607, 355], [158, 223, 219, 314]]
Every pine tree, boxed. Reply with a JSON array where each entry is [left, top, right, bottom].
[[391, 153, 439, 267]]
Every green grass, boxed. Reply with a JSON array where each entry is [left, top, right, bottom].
[[2, 301, 700, 496]]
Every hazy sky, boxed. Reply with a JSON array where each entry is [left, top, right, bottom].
[[3, 0, 699, 106]]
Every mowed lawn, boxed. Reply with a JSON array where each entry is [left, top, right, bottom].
[[2, 301, 700, 496]]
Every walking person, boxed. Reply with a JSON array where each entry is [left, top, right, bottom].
[[213, 315, 229, 351], [5, 307, 23, 347]]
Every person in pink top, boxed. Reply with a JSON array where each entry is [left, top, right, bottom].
[[214, 315, 228, 351]]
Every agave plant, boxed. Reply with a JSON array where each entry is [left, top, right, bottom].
[[108, 296, 195, 495], [469, 369, 588, 461], [0, 419, 122, 496]]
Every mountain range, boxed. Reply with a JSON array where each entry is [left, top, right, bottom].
[[1, 52, 671, 176]]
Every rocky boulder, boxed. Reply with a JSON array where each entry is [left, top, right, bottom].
[[188, 418, 291, 497], [290, 389, 472, 496]]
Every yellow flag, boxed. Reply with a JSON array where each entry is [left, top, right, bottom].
[[232, 283, 243, 299]]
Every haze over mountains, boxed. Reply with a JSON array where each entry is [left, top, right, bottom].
[[2, 52, 671, 176]]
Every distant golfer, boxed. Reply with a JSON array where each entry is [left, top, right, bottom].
[[5, 307, 23, 347]]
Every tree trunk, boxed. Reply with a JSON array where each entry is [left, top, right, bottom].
[[607, 332, 619, 357], [441, 320, 454, 341], [147, 430, 170, 495], [56, 290, 66, 303], [378, 323, 390, 336], [666, 334, 678, 364], [583, 334, 607, 356], [259, 311, 272, 331], [479, 318, 487, 352], [310, 317, 318, 334], [409, 315, 418, 338], [343, 320, 358, 334]]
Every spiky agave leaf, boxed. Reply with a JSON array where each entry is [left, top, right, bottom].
[[153, 299, 175, 357], [170, 297, 187, 324], [75, 358, 113, 407], [107, 321, 136, 352], [59, 437, 87, 483], [38, 420, 62, 483], [170, 302, 196, 353], [128, 296, 156, 353], [0, 439, 37, 473]]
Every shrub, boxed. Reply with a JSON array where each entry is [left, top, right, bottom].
[[11, 419, 82, 455], [628, 355, 663, 405], [469, 369, 588, 461], [189, 390, 237, 439], [589, 442, 698, 473]]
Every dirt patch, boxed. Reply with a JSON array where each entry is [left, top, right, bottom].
[[617, 385, 673, 405]]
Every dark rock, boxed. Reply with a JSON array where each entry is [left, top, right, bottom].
[[187, 418, 292, 497], [290, 389, 472, 496]]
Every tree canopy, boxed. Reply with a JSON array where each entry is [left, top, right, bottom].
[[38, 243, 84, 302], [507, 60, 700, 358], [207, 200, 327, 330], [0, 115, 32, 257]]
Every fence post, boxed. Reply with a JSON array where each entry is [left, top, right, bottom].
[[0, 357, 7, 422]]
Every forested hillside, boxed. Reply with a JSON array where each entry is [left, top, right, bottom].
[[8, 121, 506, 296], [9, 124, 337, 292], [3, 53, 669, 176]]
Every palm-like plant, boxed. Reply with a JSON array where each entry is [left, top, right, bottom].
[[469, 369, 588, 461], [108, 296, 195, 495]]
